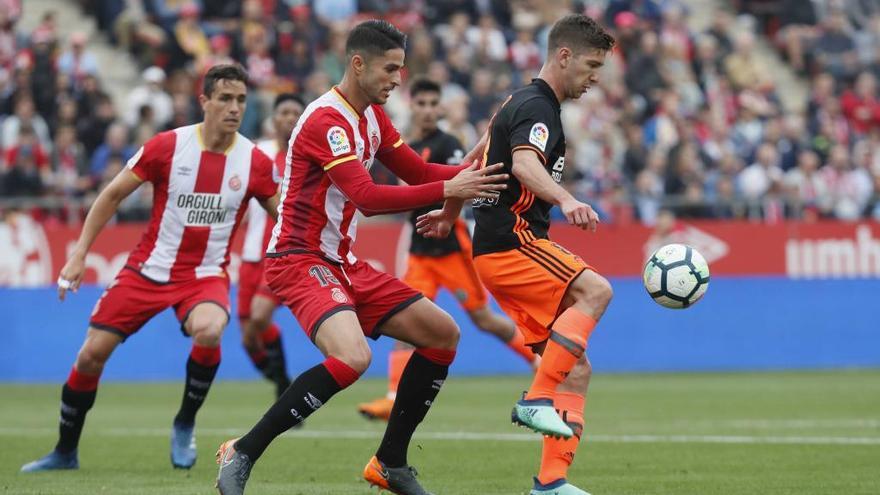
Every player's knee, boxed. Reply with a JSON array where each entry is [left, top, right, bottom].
[[433, 314, 461, 350], [565, 356, 592, 390], [468, 307, 493, 330], [571, 272, 613, 309], [75, 345, 109, 374], [191, 318, 225, 347], [333, 341, 372, 374]]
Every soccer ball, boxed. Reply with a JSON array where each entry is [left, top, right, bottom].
[[643, 243, 710, 309]]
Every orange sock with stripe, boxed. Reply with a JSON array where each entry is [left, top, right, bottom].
[[525, 308, 596, 400], [387, 348, 414, 399], [506, 329, 536, 365], [538, 391, 585, 484]]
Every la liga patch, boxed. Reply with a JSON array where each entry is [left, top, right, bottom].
[[529, 122, 549, 152], [327, 126, 351, 156]]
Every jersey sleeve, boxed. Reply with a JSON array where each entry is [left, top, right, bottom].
[[296, 108, 360, 171], [247, 147, 279, 201], [508, 98, 560, 165], [126, 131, 174, 182], [373, 105, 405, 154]]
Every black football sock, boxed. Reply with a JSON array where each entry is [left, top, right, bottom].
[[55, 384, 97, 454], [375, 348, 454, 468], [173, 347, 220, 426], [235, 357, 359, 461], [263, 335, 291, 393]]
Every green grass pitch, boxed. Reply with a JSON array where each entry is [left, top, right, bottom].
[[2, 371, 878, 494]]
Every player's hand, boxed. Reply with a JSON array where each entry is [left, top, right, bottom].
[[57, 254, 86, 301], [415, 209, 453, 239], [560, 197, 599, 232], [443, 162, 507, 200]]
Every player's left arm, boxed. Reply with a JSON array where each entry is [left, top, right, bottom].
[[258, 193, 280, 221], [250, 148, 281, 221], [373, 109, 467, 185], [377, 141, 468, 184]]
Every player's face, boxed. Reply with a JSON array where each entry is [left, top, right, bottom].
[[359, 48, 405, 105], [410, 91, 441, 131], [201, 79, 247, 133], [564, 48, 607, 99], [273, 100, 304, 143]]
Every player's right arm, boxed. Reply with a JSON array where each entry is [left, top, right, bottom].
[[57, 169, 142, 300], [58, 132, 171, 300], [511, 149, 597, 231]]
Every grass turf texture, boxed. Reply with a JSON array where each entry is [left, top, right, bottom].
[[2, 371, 878, 494]]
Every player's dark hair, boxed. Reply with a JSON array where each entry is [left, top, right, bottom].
[[274, 93, 305, 110], [409, 77, 441, 98], [202, 64, 249, 97], [346, 19, 407, 59], [548, 14, 615, 54]]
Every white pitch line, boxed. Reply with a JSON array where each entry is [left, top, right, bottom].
[[0, 427, 878, 445]]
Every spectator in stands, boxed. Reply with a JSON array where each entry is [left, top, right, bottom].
[[819, 144, 873, 219], [813, 9, 859, 82], [77, 92, 116, 156], [56, 32, 98, 91], [125, 66, 173, 129], [319, 27, 348, 85], [724, 30, 773, 92], [738, 141, 783, 202], [840, 71, 880, 137], [775, 0, 820, 74], [0, 124, 44, 197], [625, 30, 666, 107], [1, 95, 51, 152], [173, 2, 210, 67], [0, 7, 21, 72], [50, 124, 88, 197], [89, 122, 133, 180], [783, 149, 826, 220]]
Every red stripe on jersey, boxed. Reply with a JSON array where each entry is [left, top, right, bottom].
[[194, 151, 226, 192], [127, 131, 176, 271], [170, 151, 226, 279]]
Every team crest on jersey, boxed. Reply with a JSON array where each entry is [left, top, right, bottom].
[[327, 126, 351, 156], [529, 123, 549, 152], [228, 174, 241, 191], [331, 287, 348, 303], [370, 132, 380, 151]]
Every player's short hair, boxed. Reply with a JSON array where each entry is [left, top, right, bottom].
[[203, 64, 249, 97], [409, 77, 441, 98], [346, 19, 406, 59], [548, 14, 615, 54], [274, 93, 305, 110]]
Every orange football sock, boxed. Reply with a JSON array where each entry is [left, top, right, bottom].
[[525, 308, 596, 400], [506, 329, 536, 364], [387, 348, 414, 399], [538, 391, 585, 485]]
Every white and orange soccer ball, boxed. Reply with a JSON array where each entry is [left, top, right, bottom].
[[642, 243, 710, 309]]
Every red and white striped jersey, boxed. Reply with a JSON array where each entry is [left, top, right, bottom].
[[241, 139, 285, 263], [124, 124, 278, 283], [268, 86, 404, 264]]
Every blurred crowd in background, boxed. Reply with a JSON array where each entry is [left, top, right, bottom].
[[1, 0, 880, 226]]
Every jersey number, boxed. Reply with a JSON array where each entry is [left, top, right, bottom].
[[309, 265, 341, 287]]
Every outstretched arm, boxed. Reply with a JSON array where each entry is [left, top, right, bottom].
[[326, 160, 507, 217], [58, 170, 142, 300], [378, 143, 467, 185]]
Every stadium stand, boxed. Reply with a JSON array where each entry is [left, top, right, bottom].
[[0, 0, 879, 224]]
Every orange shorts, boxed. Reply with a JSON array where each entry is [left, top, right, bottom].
[[403, 250, 487, 312], [474, 239, 593, 345]]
